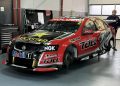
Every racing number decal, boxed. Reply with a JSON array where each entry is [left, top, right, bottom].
[[80, 38, 97, 49]]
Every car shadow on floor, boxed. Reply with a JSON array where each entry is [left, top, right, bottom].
[[0, 56, 101, 81]]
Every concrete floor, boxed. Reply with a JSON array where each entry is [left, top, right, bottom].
[[0, 41, 120, 86]]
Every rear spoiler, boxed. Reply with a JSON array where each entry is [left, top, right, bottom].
[[104, 19, 116, 24], [104, 19, 120, 27]]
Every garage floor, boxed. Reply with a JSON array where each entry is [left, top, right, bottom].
[[0, 41, 120, 86]]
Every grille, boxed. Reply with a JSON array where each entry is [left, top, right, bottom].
[[14, 58, 33, 68], [15, 42, 44, 51]]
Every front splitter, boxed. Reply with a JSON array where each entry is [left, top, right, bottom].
[[33, 68, 58, 72]]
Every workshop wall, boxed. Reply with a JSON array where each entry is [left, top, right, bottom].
[[0, 0, 12, 24], [63, 0, 88, 17], [20, 0, 88, 18], [21, 0, 60, 10]]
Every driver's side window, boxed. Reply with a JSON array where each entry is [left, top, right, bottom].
[[82, 20, 97, 35]]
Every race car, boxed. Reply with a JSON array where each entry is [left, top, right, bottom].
[[5, 17, 113, 72]]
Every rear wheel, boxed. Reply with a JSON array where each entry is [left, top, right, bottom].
[[105, 39, 112, 52]]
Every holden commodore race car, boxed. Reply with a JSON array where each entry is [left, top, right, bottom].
[[5, 17, 113, 72]]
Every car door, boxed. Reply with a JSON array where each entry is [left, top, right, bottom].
[[78, 19, 100, 57]]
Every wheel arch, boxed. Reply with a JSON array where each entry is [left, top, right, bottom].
[[58, 43, 78, 62], [68, 44, 78, 58], [63, 44, 78, 60]]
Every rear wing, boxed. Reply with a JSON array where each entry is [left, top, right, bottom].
[[104, 19, 116, 24], [104, 19, 120, 27], [104, 20, 116, 37]]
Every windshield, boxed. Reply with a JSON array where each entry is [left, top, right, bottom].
[[39, 21, 81, 32]]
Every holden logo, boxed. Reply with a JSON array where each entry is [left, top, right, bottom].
[[22, 45, 26, 50]]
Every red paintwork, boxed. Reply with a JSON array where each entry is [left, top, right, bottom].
[[2, 59, 6, 65], [33, 68, 58, 72]]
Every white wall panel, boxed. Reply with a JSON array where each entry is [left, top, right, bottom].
[[33, 0, 60, 10], [21, 0, 60, 10], [21, 0, 34, 9], [72, 0, 88, 12], [63, 0, 72, 11], [21, 0, 88, 12], [63, 0, 88, 12]]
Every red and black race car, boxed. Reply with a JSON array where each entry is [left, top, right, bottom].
[[5, 17, 113, 72]]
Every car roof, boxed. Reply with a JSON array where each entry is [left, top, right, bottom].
[[50, 17, 84, 22], [49, 17, 106, 24]]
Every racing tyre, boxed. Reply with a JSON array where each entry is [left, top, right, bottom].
[[63, 51, 71, 71], [105, 39, 112, 52], [61, 46, 77, 72]]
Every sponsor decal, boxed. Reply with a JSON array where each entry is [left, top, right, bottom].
[[51, 18, 80, 22], [12, 50, 26, 58], [45, 54, 58, 58], [55, 32, 72, 39], [80, 38, 97, 49], [44, 45, 59, 51], [44, 58, 58, 64], [26, 53, 33, 59], [81, 56, 89, 60], [20, 32, 49, 43], [44, 46, 55, 51], [20, 37, 48, 43], [32, 58, 37, 68], [32, 32, 48, 38], [12, 50, 33, 59], [70, 37, 80, 43]]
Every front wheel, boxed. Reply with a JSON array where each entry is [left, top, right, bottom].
[[63, 51, 72, 71], [62, 46, 77, 72]]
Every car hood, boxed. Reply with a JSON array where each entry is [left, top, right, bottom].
[[17, 30, 72, 44]]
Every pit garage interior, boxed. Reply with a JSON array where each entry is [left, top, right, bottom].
[[1, 0, 120, 86]]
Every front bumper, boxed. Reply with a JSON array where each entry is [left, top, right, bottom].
[[2, 59, 62, 72], [5, 47, 63, 72], [33, 68, 58, 72], [10, 64, 60, 72]]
